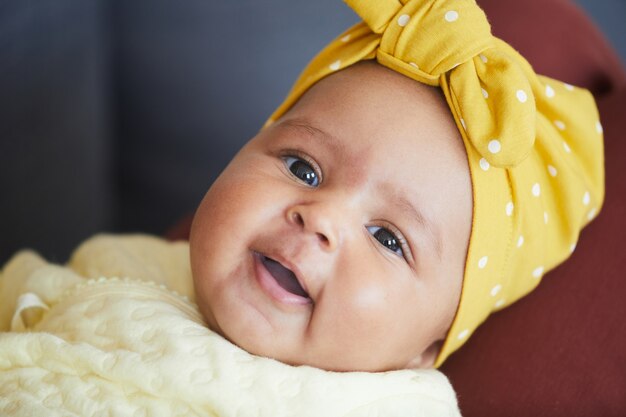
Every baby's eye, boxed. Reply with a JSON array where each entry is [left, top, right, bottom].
[[282, 155, 320, 187], [367, 226, 405, 258]]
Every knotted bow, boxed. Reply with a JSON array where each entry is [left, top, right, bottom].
[[345, 0, 536, 168]]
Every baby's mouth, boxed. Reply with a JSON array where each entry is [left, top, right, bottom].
[[260, 255, 310, 299]]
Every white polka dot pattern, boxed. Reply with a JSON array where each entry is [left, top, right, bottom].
[[488, 139, 501, 154], [445, 10, 459, 22], [547, 165, 557, 177], [329, 60, 341, 71], [587, 207, 597, 220], [506, 202, 514, 217], [397, 14, 410, 27], [490, 284, 502, 297], [596, 121, 603, 134], [532, 183, 541, 197], [563, 141, 572, 153], [554, 120, 566, 131]]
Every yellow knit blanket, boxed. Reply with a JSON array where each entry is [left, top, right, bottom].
[[0, 234, 460, 416]]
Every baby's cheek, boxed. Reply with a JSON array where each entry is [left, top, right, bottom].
[[349, 283, 391, 311], [325, 290, 392, 339], [192, 279, 211, 320]]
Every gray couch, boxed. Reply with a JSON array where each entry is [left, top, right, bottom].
[[0, 0, 358, 263]]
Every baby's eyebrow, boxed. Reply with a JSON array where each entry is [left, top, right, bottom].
[[275, 118, 347, 156], [379, 184, 443, 261]]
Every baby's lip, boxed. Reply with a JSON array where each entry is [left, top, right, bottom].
[[252, 251, 312, 306]]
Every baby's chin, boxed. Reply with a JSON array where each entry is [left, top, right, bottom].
[[191, 288, 431, 372]]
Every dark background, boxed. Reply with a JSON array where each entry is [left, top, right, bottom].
[[1, 0, 624, 264]]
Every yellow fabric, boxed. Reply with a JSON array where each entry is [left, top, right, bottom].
[[265, 0, 605, 366], [0, 235, 461, 416]]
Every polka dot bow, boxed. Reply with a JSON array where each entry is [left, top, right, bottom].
[[266, 0, 605, 367]]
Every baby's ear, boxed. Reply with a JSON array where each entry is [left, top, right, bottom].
[[404, 340, 443, 369]]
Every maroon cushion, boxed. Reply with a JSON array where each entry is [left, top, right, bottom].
[[477, 0, 626, 96]]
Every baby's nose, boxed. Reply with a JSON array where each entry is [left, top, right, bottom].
[[286, 204, 342, 252]]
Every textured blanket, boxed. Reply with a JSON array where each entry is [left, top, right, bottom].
[[0, 235, 461, 416]]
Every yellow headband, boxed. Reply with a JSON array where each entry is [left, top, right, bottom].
[[265, 0, 605, 366]]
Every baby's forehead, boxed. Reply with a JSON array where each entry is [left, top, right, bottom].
[[284, 63, 461, 147], [273, 115, 451, 177], [278, 74, 466, 177]]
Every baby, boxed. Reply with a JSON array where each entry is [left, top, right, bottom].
[[190, 0, 604, 372], [0, 0, 604, 415]]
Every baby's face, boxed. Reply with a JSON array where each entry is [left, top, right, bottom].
[[190, 62, 472, 371]]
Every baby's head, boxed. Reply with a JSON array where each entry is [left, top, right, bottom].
[[191, 61, 472, 371], [191, 0, 604, 372]]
